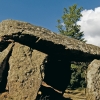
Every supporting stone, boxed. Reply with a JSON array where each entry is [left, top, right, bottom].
[[86, 59, 100, 100], [7, 43, 47, 100]]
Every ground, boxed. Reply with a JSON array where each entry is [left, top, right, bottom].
[[0, 89, 86, 100], [64, 89, 86, 100]]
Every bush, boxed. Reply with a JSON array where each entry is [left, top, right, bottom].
[[68, 63, 87, 89]]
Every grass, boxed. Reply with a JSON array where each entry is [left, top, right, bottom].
[[64, 88, 86, 100]]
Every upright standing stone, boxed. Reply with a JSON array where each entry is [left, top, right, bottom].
[[86, 59, 100, 100], [7, 42, 47, 100]]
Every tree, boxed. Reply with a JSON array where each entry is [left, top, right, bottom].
[[57, 4, 86, 42], [57, 4, 87, 89], [68, 64, 87, 89]]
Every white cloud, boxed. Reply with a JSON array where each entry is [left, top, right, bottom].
[[77, 7, 100, 46]]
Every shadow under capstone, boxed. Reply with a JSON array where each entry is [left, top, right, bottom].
[[36, 55, 71, 100]]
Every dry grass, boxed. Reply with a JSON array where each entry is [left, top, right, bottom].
[[63, 89, 86, 100], [0, 89, 86, 100]]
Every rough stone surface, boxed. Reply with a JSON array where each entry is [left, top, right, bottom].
[[0, 20, 100, 61], [0, 19, 100, 99], [86, 59, 100, 100], [0, 42, 47, 100]]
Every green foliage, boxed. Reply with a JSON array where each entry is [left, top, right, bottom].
[[57, 4, 86, 42], [68, 63, 87, 89]]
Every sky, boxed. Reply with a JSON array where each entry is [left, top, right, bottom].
[[0, 0, 100, 46]]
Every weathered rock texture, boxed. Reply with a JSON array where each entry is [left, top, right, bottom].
[[0, 19, 100, 100], [6, 42, 47, 100], [86, 59, 100, 100], [0, 20, 100, 61]]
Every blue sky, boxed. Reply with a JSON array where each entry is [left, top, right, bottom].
[[0, 0, 99, 32], [0, 0, 100, 46]]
